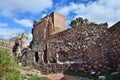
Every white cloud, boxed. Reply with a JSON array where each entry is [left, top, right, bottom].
[[0, 28, 24, 40], [56, 0, 120, 27], [41, 14, 47, 18], [56, 3, 82, 16], [14, 19, 33, 27], [0, 23, 8, 27], [0, 0, 53, 17]]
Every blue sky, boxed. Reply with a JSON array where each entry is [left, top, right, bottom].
[[0, 0, 120, 43]]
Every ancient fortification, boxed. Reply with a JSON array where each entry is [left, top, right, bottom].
[[3, 12, 120, 74], [0, 33, 28, 55], [0, 40, 13, 53]]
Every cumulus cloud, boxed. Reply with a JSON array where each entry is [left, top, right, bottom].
[[0, 23, 8, 27], [56, 0, 120, 27], [0, 0, 53, 17], [14, 19, 33, 27], [0, 28, 24, 40], [57, 3, 82, 16]]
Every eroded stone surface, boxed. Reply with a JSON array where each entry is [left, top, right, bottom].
[[13, 33, 28, 57], [0, 40, 13, 53], [31, 12, 66, 49], [18, 12, 120, 74]]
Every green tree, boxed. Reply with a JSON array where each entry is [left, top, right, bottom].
[[84, 18, 89, 24], [70, 17, 89, 27], [76, 17, 84, 25], [70, 20, 77, 27]]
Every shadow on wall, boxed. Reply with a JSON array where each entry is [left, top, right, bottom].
[[35, 52, 39, 62]]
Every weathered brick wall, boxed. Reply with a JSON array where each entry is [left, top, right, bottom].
[[46, 23, 108, 64], [101, 22, 120, 71], [31, 12, 66, 49], [0, 40, 13, 53], [20, 11, 120, 74], [38, 22, 119, 74], [52, 12, 67, 35], [23, 22, 115, 73]]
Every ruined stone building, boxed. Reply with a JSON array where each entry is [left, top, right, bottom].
[[13, 33, 28, 57], [0, 40, 13, 53], [16, 12, 120, 74], [30, 12, 67, 63], [0, 33, 28, 55]]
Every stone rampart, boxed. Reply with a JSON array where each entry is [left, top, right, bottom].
[[18, 12, 120, 74]]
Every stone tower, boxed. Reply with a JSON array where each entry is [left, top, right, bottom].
[[32, 12, 67, 42]]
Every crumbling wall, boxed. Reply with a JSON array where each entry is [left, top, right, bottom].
[[46, 23, 108, 63], [52, 12, 67, 35], [26, 22, 116, 74], [30, 12, 66, 49], [108, 22, 120, 71], [97, 21, 120, 71], [20, 12, 120, 74], [34, 22, 119, 74], [12, 33, 28, 57], [0, 40, 13, 53]]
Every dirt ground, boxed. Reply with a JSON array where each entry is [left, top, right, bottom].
[[17, 69, 78, 80]]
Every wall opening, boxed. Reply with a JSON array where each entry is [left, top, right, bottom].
[[44, 44, 48, 63], [35, 52, 39, 62]]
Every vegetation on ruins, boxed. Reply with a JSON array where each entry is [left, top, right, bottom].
[[0, 50, 50, 80], [70, 17, 89, 27], [0, 50, 16, 80]]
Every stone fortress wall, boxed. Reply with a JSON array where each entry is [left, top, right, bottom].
[[0, 40, 13, 53], [32, 12, 66, 43], [15, 12, 120, 74]]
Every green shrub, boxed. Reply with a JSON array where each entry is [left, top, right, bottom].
[[0, 50, 13, 79], [0, 50, 20, 80], [0, 50, 51, 80], [5, 70, 20, 80]]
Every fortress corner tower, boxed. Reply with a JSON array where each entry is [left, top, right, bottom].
[[32, 12, 67, 42]]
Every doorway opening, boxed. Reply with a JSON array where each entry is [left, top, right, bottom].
[[35, 52, 39, 62], [44, 44, 48, 63]]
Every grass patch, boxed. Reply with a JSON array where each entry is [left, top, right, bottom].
[[64, 70, 97, 80], [64, 70, 120, 80], [0, 50, 50, 80], [0, 50, 17, 79], [23, 74, 51, 80], [28, 76, 50, 80], [5, 70, 20, 80], [98, 71, 120, 80]]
